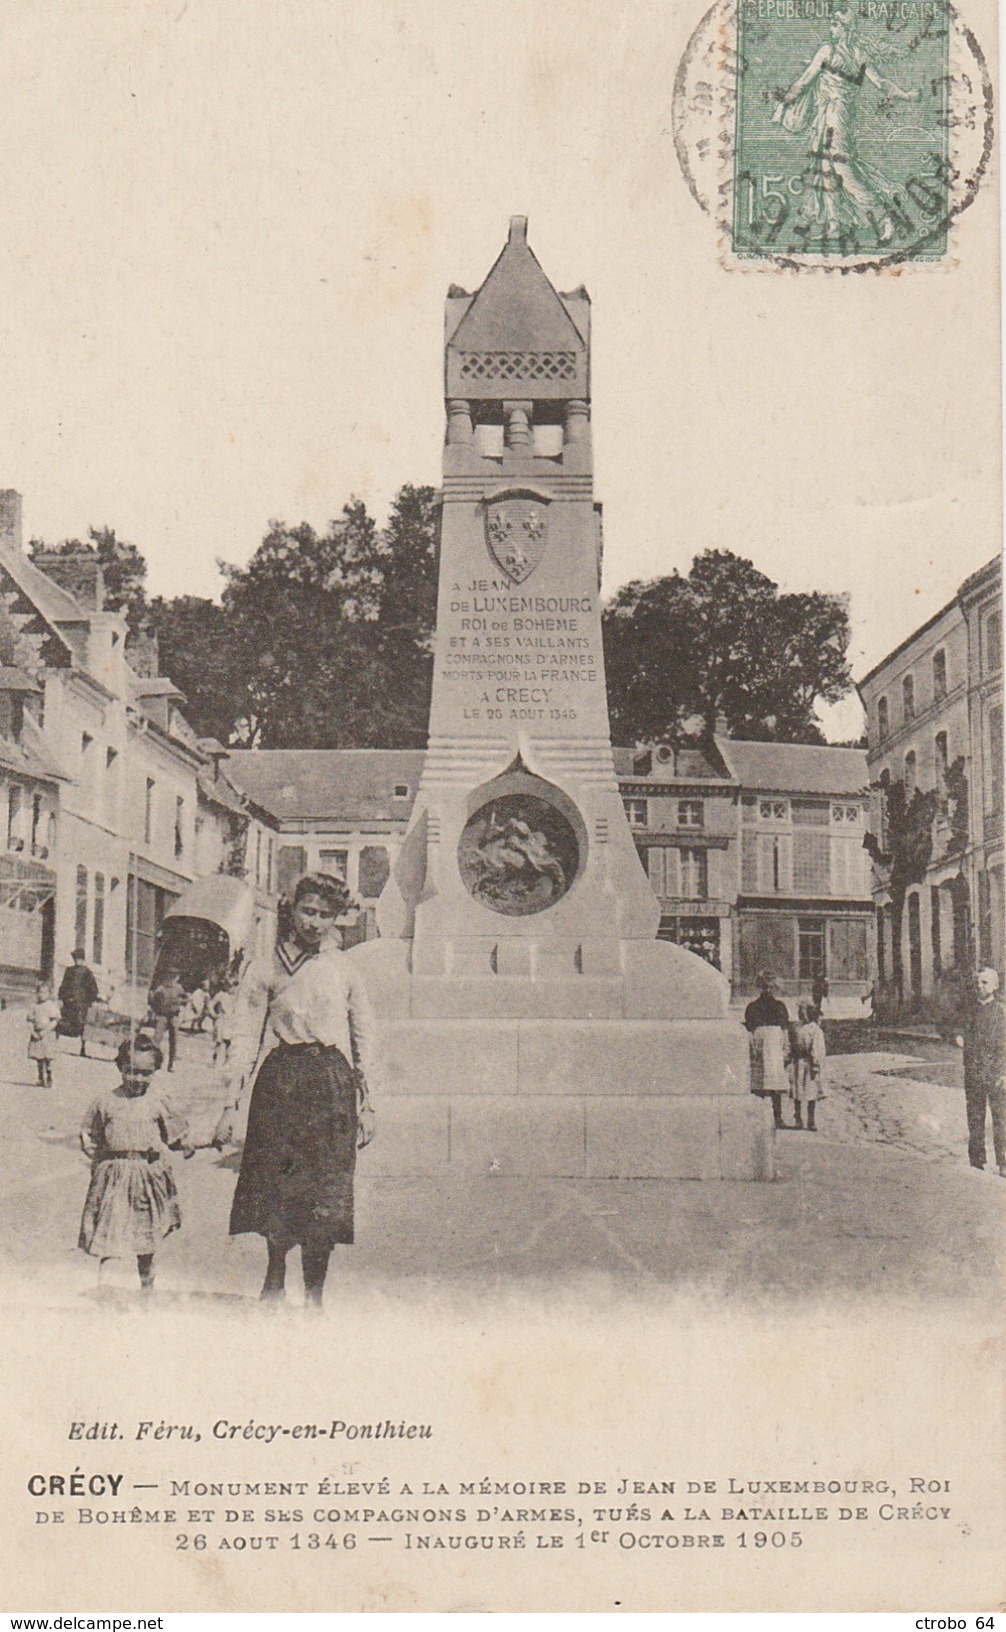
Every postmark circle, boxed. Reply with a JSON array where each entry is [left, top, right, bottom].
[[672, 0, 993, 270]]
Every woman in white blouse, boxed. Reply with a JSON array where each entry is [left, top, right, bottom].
[[217, 873, 377, 1307]]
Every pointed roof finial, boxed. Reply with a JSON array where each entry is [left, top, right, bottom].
[[508, 215, 528, 245]]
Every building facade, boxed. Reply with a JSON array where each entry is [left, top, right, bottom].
[[959, 558, 1004, 973], [0, 492, 278, 1006], [859, 556, 1003, 1003], [226, 738, 873, 1006]]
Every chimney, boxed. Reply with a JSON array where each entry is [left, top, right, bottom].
[[0, 491, 23, 549], [127, 627, 160, 678], [32, 550, 105, 611]]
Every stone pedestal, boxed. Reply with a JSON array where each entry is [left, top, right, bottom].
[[348, 218, 773, 1181]]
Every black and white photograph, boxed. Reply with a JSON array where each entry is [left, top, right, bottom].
[[0, 0, 1002, 1614]]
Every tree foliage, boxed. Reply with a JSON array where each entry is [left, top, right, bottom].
[[145, 595, 247, 746], [29, 526, 149, 635], [602, 550, 853, 745], [863, 772, 940, 1001], [216, 485, 439, 747]]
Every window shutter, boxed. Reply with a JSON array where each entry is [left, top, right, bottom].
[[706, 847, 721, 900], [776, 835, 793, 893], [665, 847, 681, 898]]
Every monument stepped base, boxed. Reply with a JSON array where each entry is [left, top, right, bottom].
[[350, 940, 775, 1181]]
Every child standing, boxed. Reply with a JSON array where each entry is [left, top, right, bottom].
[[78, 1035, 192, 1292], [209, 984, 234, 1067], [789, 1002, 827, 1131], [27, 981, 60, 1088]]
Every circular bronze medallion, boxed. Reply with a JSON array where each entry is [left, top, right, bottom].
[[458, 793, 580, 917]]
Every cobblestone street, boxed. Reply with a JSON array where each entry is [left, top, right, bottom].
[[2, 1007, 1003, 1313]]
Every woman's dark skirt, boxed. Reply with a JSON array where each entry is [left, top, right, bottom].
[[229, 1042, 357, 1250]]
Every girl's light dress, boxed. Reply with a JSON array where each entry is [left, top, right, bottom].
[[789, 1021, 827, 1105], [27, 998, 61, 1061], [79, 1088, 187, 1258]]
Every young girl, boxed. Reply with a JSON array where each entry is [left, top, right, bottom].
[[789, 1002, 827, 1131], [27, 981, 60, 1088], [78, 1035, 192, 1292]]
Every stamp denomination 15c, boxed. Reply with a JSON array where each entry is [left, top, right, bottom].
[[673, 0, 993, 270]]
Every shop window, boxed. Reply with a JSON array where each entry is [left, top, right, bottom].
[[829, 917, 869, 982], [798, 918, 826, 981], [738, 916, 796, 985], [659, 915, 721, 970]]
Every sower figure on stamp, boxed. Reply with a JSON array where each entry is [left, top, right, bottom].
[[957, 967, 1006, 1176], [772, 2, 919, 243], [745, 970, 791, 1131], [215, 872, 377, 1309]]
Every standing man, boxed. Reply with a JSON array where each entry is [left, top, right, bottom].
[[58, 948, 99, 1058], [960, 967, 1005, 1175], [148, 966, 185, 1073]]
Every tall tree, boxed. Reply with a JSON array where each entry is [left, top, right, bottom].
[[863, 772, 940, 1002], [602, 550, 853, 744], [218, 486, 439, 748], [145, 595, 247, 744]]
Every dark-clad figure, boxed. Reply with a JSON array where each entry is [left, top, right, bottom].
[[960, 967, 1005, 1176], [744, 970, 791, 1130], [58, 948, 99, 1057]]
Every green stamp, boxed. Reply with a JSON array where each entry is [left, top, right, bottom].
[[733, 0, 951, 259]]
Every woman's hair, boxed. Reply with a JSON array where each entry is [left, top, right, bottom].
[[292, 872, 349, 912], [756, 969, 777, 991], [116, 1034, 164, 1072], [276, 871, 354, 944]]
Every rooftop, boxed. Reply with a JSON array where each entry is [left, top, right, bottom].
[[224, 749, 426, 823], [716, 738, 869, 797]]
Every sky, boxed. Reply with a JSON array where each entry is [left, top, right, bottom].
[[0, 0, 999, 742]]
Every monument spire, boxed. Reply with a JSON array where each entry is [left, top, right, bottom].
[[350, 220, 768, 1184]]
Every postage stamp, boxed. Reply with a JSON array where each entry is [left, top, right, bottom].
[[673, 0, 994, 269]]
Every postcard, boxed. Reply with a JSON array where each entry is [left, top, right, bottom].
[[1, 0, 1002, 1613]]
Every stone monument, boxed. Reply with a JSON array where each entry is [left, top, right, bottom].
[[352, 218, 772, 1179]]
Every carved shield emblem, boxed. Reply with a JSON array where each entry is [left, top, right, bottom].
[[484, 497, 548, 583]]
